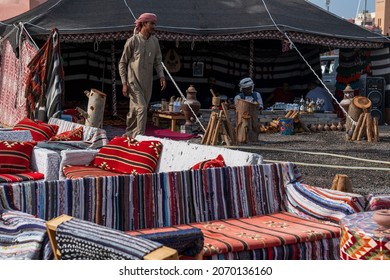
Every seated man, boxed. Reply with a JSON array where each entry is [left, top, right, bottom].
[[234, 77, 263, 109], [265, 82, 294, 106], [306, 81, 334, 112]]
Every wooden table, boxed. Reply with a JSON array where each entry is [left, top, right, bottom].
[[152, 111, 185, 131], [340, 211, 390, 260]]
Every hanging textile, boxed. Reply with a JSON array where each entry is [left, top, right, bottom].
[[0, 39, 37, 127], [25, 28, 64, 121]]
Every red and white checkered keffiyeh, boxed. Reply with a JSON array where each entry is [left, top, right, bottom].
[[134, 13, 157, 33]]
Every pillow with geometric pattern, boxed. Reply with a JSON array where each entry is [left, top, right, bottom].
[[0, 140, 37, 174], [13, 118, 59, 141], [191, 154, 226, 170], [49, 127, 83, 141], [91, 136, 163, 174]]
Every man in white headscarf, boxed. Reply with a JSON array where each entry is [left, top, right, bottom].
[[234, 77, 263, 109], [119, 13, 166, 138]]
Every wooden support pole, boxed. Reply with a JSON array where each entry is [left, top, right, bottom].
[[365, 113, 373, 142], [221, 102, 237, 145], [211, 111, 223, 145], [351, 113, 364, 141], [357, 113, 368, 141], [373, 117, 379, 142], [201, 112, 213, 145], [204, 112, 217, 145]]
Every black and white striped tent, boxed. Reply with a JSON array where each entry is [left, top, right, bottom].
[[1, 0, 389, 113]]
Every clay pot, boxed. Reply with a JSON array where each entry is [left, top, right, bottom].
[[309, 124, 317, 132], [181, 85, 201, 125], [324, 123, 330, 131], [337, 121, 343, 131], [317, 123, 323, 131], [330, 122, 337, 131], [372, 209, 390, 228]]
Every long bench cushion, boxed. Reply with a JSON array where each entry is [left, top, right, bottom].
[[127, 212, 340, 258], [0, 171, 44, 183]]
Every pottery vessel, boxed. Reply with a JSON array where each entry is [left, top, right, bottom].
[[181, 85, 201, 125], [324, 123, 330, 131], [372, 209, 390, 228]]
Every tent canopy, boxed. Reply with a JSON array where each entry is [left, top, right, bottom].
[[1, 0, 388, 48]]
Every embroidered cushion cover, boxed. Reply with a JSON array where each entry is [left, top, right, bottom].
[[191, 154, 226, 170], [0, 141, 37, 173], [49, 126, 83, 141], [92, 136, 163, 174], [285, 182, 365, 223], [13, 118, 59, 141]]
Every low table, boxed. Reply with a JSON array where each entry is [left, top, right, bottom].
[[340, 211, 390, 260], [152, 111, 185, 131]]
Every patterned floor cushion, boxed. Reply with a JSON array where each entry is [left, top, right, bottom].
[[127, 212, 340, 257], [0, 171, 44, 183]]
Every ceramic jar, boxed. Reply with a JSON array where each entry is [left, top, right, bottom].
[[181, 85, 201, 125], [340, 84, 354, 112]]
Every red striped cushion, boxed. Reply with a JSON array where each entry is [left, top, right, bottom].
[[49, 126, 83, 141], [13, 118, 59, 141], [63, 165, 120, 179], [191, 154, 225, 170], [0, 141, 37, 174], [0, 171, 44, 183], [92, 136, 162, 174]]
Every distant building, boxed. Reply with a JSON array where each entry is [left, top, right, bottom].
[[0, 0, 47, 21], [376, 0, 390, 35]]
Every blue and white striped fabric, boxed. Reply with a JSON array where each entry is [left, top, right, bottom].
[[0, 209, 52, 260], [56, 218, 162, 260], [284, 182, 365, 224]]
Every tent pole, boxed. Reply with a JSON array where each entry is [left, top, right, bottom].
[[249, 39, 254, 79], [111, 40, 118, 117]]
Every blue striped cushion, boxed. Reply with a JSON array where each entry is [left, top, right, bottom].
[[285, 182, 365, 224]]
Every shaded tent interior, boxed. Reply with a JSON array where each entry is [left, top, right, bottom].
[[1, 0, 389, 116]]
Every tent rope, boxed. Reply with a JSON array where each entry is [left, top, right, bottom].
[[261, 0, 356, 126], [123, 0, 137, 21], [161, 62, 206, 133]]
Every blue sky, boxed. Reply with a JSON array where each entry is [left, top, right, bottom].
[[308, 0, 375, 19]]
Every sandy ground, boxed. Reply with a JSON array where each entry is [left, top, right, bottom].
[[235, 126, 390, 195]]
